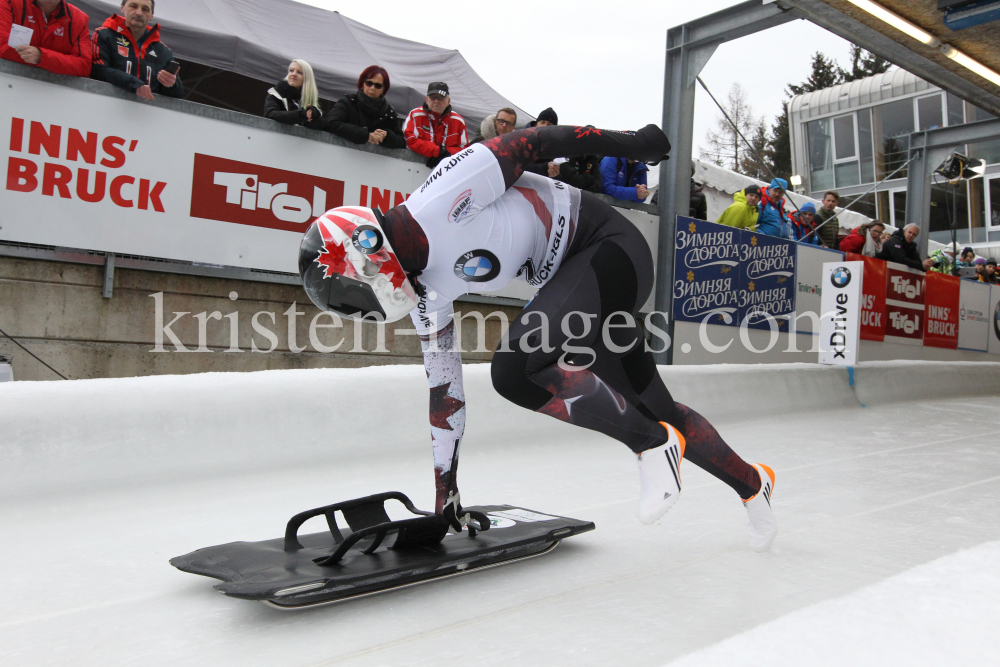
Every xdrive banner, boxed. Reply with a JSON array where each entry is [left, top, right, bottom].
[[818, 261, 864, 365], [672, 217, 796, 330]]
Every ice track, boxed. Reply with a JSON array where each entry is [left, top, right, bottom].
[[2, 363, 999, 666]]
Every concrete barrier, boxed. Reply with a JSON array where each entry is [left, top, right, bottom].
[[2, 361, 998, 499]]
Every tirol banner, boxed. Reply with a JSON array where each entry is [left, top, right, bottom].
[[672, 217, 796, 330], [883, 263, 925, 344], [922, 272, 960, 349], [958, 279, 991, 352], [844, 252, 887, 342], [818, 261, 864, 365], [739, 230, 796, 332], [672, 217, 742, 327]]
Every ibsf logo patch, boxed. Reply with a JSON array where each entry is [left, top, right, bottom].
[[454, 249, 500, 282], [449, 189, 474, 224], [831, 266, 852, 288], [351, 225, 383, 255]]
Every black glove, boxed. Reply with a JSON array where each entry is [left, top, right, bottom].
[[426, 146, 450, 169]]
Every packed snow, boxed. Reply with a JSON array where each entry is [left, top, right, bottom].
[[1, 364, 998, 666]]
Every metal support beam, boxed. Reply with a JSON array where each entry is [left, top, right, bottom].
[[655, 0, 798, 364], [904, 118, 1000, 257], [780, 0, 1000, 116], [102, 252, 115, 299]]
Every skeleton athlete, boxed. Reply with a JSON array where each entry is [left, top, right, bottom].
[[298, 123, 777, 551]]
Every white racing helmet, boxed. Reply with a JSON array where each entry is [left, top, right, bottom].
[[298, 207, 418, 322]]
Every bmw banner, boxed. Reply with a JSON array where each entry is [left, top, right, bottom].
[[819, 261, 864, 365]]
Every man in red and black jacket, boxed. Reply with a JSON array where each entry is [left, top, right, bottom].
[[404, 82, 469, 168], [91, 0, 182, 101], [0, 0, 91, 76]]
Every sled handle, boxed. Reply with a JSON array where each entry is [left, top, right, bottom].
[[314, 515, 450, 566], [284, 491, 433, 551]]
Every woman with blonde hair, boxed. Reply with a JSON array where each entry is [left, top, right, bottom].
[[264, 59, 322, 128]]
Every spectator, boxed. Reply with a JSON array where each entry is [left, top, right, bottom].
[[876, 224, 934, 271], [756, 178, 795, 241], [956, 247, 977, 268], [471, 107, 517, 143], [0, 0, 90, 76], [716, 184, 760, 230], [524, 108, 560, 177], [91, 1, 181, 101], [839, 221, 885, 257], [814, 190, 841, 249], [555, 154, 603, 193], [324, 65, 405, 148], [690, 178, 707, 220], [974, 258, 990, 282], [263, 60, 321, 127], [880, 230, 892, 244], [600, 156, 649, 203], [791, 202, 824, 246], [528, 107, 558, 128], [928, 248, 955, 275], [404, 82, 468, 168], [981, 259, 999, 285]]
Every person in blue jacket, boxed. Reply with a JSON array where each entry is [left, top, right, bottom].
[[756, 178, 795, 241], [600, 156, 650, 202], [791, 202, 824, 246]]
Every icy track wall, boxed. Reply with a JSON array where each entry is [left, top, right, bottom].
[[2, 361, 999, 499]]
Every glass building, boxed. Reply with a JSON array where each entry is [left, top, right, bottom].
[[789, 68, 1000, 248]]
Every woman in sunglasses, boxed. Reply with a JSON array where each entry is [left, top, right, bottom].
[[264, 59, 322, 128], [323, 65, 406, 149]]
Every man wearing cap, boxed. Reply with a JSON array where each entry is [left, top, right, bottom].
[[755, 178, 795, 241], [716, 184, 761, 230], [791, 202, 824, 246], [404, 82, 469, 168]]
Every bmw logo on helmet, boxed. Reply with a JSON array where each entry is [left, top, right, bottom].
[[351, 225, 383, 255], [454, 249, 501, 282], [830, 266, 852, 288]]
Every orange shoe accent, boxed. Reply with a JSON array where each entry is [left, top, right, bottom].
[[743, 463, 775, 503], [659, 422, 686, 460]]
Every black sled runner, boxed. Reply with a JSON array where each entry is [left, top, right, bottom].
[[170, 491, 595, 609]]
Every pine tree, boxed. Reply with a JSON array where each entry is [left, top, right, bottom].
[[699, 83, 764, 173], [789, 53, 843, 96], [766, 52, 845, 183], [841, 45, 892, 82], [739, 119, 771, 182]]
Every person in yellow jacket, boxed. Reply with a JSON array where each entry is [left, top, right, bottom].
[[716, 184, 761, 229]]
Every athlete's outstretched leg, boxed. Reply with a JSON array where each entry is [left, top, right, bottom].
[[483, 124, 670, 188]]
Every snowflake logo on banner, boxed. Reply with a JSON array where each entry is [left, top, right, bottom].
[[750, 236, 758, 247], [748, 281, 756, 291], [689, 221, 697, 233], [687, 270, 695, 282]]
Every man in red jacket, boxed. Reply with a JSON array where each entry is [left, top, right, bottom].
[[404, 82, 469, 168], [0, 0, 91, 77]]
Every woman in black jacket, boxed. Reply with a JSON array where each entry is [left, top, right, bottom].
[[323, 65, 405, 148], [264, 59, 322, 128]]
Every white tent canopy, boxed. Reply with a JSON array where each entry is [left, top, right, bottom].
[[73, 0, 529, 128]]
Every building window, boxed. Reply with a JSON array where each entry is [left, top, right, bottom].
[[858, 108, 875, 184], [986, 177, 1000, 242], [832, 113, 860, 188], [917, 94, 943, 131], [947, 93, 965, 126], [929, 182, 969, 245], [807, 118, 834, 191], [873, 98, 914, 180]]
